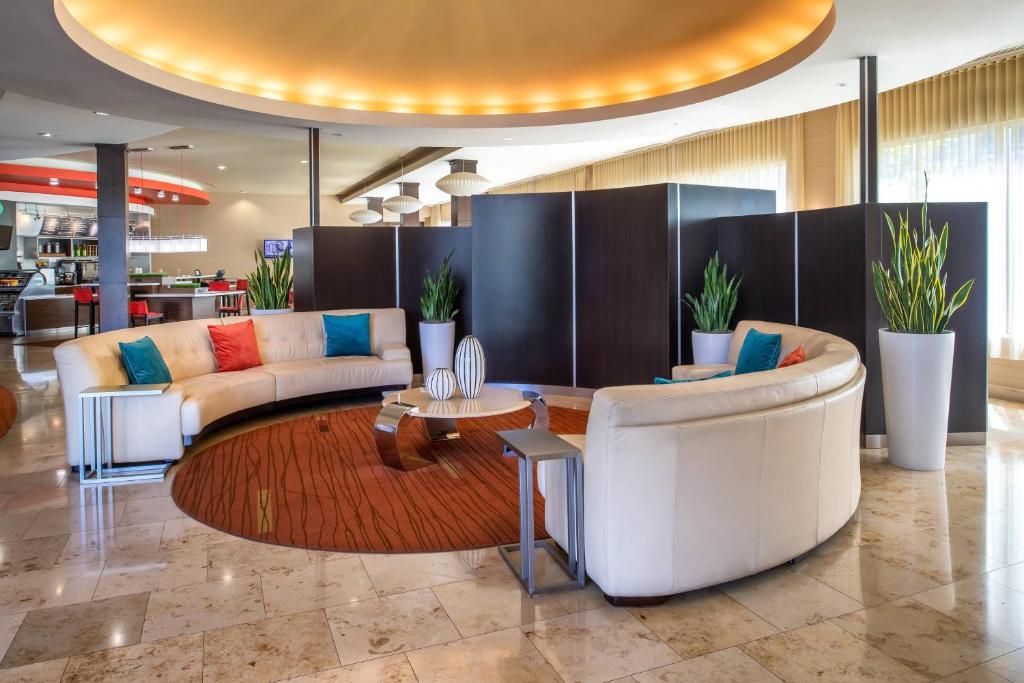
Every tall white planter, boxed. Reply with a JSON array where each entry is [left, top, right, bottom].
[[879, 329, 955, 471], [692, 331, 733, 365], [454, 335, 486, 398], [419, 321, 455, 378]]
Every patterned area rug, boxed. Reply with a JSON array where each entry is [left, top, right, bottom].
[[172, 405, 589, 553], [0, 387, 14, 439]]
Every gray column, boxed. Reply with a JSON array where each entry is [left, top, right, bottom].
[[448, 159, 477, 227], [367, 197, 384, 226], [308, 127, 321, 226], [96, 143, 129, 331], [397, 182, 420, 227], [859, 56, 878, 203]]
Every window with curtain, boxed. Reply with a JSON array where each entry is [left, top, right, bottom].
[[681, 161, 789, 213], [879, 119, 1024, 360]]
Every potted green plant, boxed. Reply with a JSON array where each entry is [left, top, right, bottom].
[[684, 252, 741, 364], [247, 246, 293, 315], [873, 181, 973, 471], [419, 251, 460, 378]]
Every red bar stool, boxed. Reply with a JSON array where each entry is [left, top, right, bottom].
[[210, 281, 239, 318], [72, 286, 99, 337], [129, 300, 166, 327], [234, 278, 249, 314]]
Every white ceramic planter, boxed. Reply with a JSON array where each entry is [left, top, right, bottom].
[[251, 308, 292, 316], [879, 328, 955, 471], [692, 331, 733, 365], [420, 321, 455, 378]]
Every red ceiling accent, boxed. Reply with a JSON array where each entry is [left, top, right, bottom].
[[0, 163, 210, 205]]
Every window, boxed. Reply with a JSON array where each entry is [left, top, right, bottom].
[[682, 160, 788, 212], [880, 121, 1024, 360]]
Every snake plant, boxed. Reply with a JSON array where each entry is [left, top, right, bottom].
[[684, 252, 741, 333], [872, 177, 973, 333], [420, 250, 459, 322], [247, 246, 293, 310]]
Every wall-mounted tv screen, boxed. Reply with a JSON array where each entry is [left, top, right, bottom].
[[263, 239, 292, 258]]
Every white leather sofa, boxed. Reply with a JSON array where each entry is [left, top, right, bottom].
[[54, 308, 412, 467], [541, 321, 865, 602]]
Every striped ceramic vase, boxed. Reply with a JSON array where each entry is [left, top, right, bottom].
[[425, 367, 457, 401], [454, 335, 486, 399]]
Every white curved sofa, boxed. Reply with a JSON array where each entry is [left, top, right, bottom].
[[54, 308, 412, 467], [541, 321, 865, 603]]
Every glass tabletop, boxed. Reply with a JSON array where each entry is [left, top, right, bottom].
[[382, 385, 531, 419]]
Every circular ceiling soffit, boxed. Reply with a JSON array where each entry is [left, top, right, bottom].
[[55, 0, 835, 128]]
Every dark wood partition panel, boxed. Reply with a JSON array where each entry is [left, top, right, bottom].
[[716, 212, 798, 326], [397, 228, 473, 374], [292, 227, 396, 311], [471, 193, 574, 385]]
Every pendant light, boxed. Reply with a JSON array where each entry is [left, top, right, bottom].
[[382, 156, 423, 215], [349, 205, 383, 224], [436, 155, 490, 196], [130, 144, 206, 253]]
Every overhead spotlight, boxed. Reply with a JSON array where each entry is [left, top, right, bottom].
[[48, 177, 59, 186], [217, 165, 227, 170], [38, 132, 55, 138], [133, 186, 143, 195], [330, 132, 344, 137], [836, 82, 849, 87], [300, 160, 309, 164], [171, 193, 180, 202], [94, 111, 110, 116], [503, 137, 515, 141], [157, 189, 166, 199]]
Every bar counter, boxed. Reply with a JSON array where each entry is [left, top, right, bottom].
[[135, 290, 245, 322]]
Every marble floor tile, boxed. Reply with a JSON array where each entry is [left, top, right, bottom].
[[0, 563, 103, 616], [551, 584, 608, 614], [0, 536, 67, 577], [523, 605, 680, 682], [631, 588, 778, 659], [283, 654, 417, 682], [93, 548, 209, 600], [862, 528, 1007, 584], [61, 633, 203, 682], [260, 556, 376, 618], [118, 497, 184, 527], [796, 543, 943, 606], [0, 489, 83, 516], [740, 620, 929, 683], [359, 549, 505, 597], [722, 566, 864, 631], [140, 576, 265, 642], [939, 511, 1024, 565], [989, 562, 1024, 593], [206, 539, 311, 580], [810, 515, 889, 557], [939, 665, 1018, 682], [203, 610, 339, 683], [432, 574, 568, 637], [56, 522, 164, 566], [832, 598, 1017, 679], [0, 658, 67, 682], [0, 472, 65, 496], [0, 615, 24, 662], [307, 549, 356, 564], [912, 574, 1024, 648], [406, 627, 561, 683], [21, 504, 126, 541], [0, 593, 148, 668], [158, 517, 235, 553], [632, 647, 782, 682], [0, 515, 38, 544], [324, 587, 460, 666], [982, 648, 1024, 682]]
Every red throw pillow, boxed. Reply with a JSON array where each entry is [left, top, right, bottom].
[[208, 320, 262, 372], [779, 346, 806, 368]]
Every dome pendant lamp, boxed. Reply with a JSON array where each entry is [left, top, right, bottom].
[[349, 207, 383, 224], [436, 155, 489, 197], [382, 157, 423, 215]]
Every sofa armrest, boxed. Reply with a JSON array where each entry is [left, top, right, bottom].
[[670, 364, 734, 380], [379, 342, 411, 362]]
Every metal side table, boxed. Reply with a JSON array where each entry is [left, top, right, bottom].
[[79, 384, 171, 484], [497, 428, 585, 596]]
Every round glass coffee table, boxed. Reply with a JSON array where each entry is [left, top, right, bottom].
[[374, 385, 548, 471]]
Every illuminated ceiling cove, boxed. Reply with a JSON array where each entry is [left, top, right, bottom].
[[56, 0, 835, 127]]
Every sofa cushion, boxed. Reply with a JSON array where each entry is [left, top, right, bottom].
[[735, 328, 782, 374], [779, 346, 806, 368], [260, 356, 410, 402], [323, 313, 373, 357], [251, 309, 407, 363], [118, 336, 172, 385], [209, 320, 263, 372], [178, 368, 276, 436]]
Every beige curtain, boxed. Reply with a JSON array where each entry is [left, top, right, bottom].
[[834, 101, 860, 206], [489, 116, 805, 210]]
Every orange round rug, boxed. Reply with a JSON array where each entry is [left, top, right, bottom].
[[172, 405, 589, 553]]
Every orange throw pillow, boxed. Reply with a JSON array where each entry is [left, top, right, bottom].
[[779, 346, 806, 368], [208, 320, 262, 372]]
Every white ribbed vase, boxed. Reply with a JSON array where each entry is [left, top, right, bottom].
[[425, 368, 457, 401], [454, 335, 486, 399]]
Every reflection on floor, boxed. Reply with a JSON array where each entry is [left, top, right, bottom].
[[0, 334, 1023, 682]]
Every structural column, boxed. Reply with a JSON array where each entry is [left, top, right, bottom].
[[308, 127, 321, 226], [859, 56, 879, 203], [96, 143, 129, 331], [366, 197, 385, 226], [448, 159, 477, 226], [397, 182, 420, 227]]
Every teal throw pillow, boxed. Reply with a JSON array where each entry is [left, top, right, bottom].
[[735, 328, 783, 374], [654, 370, 733, 384], [118, 336, 172, 385], [323, 313, 372, 357]]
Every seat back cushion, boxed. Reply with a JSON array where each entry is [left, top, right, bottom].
[[252, 308, 406, 363], [118, 336, 172, 384], [208, 320, 263, 372]]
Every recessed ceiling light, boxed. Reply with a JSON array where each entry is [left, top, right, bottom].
[[503, 136, 515, 141], [94, 111, 110, 116], [38, 132, 55, 137], [48, 177, 59, 186], [300, 160, 309, 164], [217, 165, 227, 170], [330, 132, 344, 137], [836, 82, 848, 87]]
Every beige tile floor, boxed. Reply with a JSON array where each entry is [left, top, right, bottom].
[[1, 335, 1024, 681]]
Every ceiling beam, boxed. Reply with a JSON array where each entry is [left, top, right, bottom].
[[335, 147, 458, 204]]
